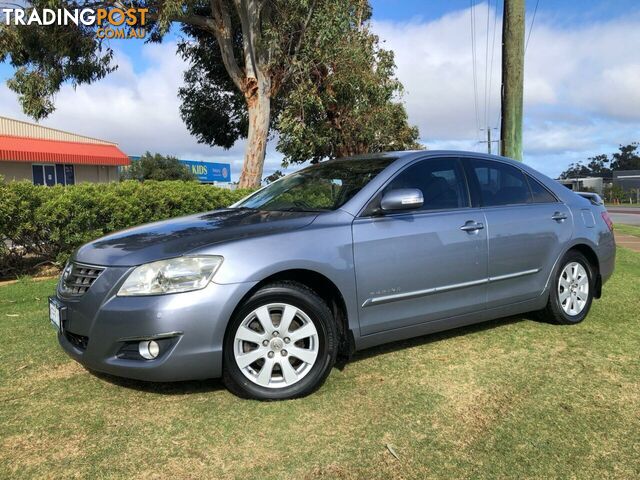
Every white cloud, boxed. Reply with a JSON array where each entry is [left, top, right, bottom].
[[374, 4, 640, 176]]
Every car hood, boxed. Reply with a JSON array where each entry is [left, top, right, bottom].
[[74, 209, 318, 267]]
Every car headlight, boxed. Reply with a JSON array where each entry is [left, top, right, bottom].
[[117, 256, 223, 296]]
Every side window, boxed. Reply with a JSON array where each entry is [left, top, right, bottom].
[[64, 165, 76, 185], [32, 165, 44, 185], [469, 159, 532, 206], [55, 164, 66, 185], [31, 164, 75, 186], [527, 174, 557, 203], [384, 158, 468, 211]]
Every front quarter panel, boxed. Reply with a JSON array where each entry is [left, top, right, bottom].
[[188, 210, 361, 334]]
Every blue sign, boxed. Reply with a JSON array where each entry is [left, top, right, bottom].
[[179, 159, 231, 183], [126, 156, 232, 183]]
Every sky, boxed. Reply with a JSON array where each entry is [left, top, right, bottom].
[[1, 1, 639, 181]]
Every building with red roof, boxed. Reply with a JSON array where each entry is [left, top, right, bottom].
[[0, 116, 130, 186]]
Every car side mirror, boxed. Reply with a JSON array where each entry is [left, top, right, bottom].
[[380, 188, 424, 212]]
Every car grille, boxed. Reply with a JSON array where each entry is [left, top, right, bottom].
[[65, 331, 89, 351], [60, 263, 104, 297]]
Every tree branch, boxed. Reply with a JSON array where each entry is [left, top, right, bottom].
[[232, 0, 260, 83], [277, 0, 316, 92], [168, 14, 214, 30], [210, 0, 246, 92], [145, 7, 213, 31], [292, 0, 316, 59]]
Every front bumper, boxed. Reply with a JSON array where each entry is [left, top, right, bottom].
[[53, 266, 256, 382]]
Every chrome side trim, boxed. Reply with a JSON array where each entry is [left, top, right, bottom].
[[362, 278, 489, 307], [488, 268, 540, 282], [117, 331, 184, 342], [362, 268, 541, 308]]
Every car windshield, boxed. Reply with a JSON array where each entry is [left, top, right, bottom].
[[235, 158, 395, 212]]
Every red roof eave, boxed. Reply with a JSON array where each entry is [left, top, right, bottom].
[[0, 135, 130, 166]]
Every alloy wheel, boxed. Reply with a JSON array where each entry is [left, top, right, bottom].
[[557, 261, 589, 316], [233, 303, 319, 389]]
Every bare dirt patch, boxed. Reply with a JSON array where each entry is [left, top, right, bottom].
[[27, 361, 87, 382], [615, 234, 640, 252], [0, 275, 58, 288]]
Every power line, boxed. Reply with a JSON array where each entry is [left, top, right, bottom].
[[470, 0, 481, 141], [488, 0, 501, 133], [483, 0, 491, 133], [525, 0, 540, 53]]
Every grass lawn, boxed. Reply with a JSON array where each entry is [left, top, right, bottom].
[[616, 223, 640, 238], [1, 249, 639, 479]]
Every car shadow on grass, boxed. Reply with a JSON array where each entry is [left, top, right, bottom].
[[90, 370, 225, 395], [340, 313, 539, 368]]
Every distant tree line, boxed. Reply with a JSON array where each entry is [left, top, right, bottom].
[[559, 142, 640, 179]]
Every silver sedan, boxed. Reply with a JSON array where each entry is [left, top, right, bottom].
[[49, 151, 616, 400]]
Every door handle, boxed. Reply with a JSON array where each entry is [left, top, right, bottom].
[[460, 221, 484, 232], [552, 212, 568, 222]]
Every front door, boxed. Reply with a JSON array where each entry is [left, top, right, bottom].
[[352, 157, 488, 336]]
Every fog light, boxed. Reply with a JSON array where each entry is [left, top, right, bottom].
[[139, 340, 160, 360]]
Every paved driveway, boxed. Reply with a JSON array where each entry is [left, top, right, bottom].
[[608, 207, 640, 214], [608, 207, 640, 226]]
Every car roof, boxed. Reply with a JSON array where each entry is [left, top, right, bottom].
[[330, 150, 551, 181], [322, 150, 523, 167]]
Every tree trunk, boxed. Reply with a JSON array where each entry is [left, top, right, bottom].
[[238, 76, 271, 188]]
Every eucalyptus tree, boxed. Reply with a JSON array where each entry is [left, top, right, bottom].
[[1, 0, 419, 187]]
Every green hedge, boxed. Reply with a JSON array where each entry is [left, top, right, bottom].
[[0, 181, 251, 276]]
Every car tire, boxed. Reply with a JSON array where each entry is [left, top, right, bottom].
[[222, 281, 338, 400], [542, 250, 594, 325]]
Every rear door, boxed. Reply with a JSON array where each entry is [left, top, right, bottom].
[[352, 157, 488, 335], [464, 158, 572, 308]]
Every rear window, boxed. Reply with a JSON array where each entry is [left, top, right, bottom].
[[469, 159, 532, 206], [527, 175, 557, 203]]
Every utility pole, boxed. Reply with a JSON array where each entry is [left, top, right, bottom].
[[500, 0, 525, 161], [480, 128, 499, 154]]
